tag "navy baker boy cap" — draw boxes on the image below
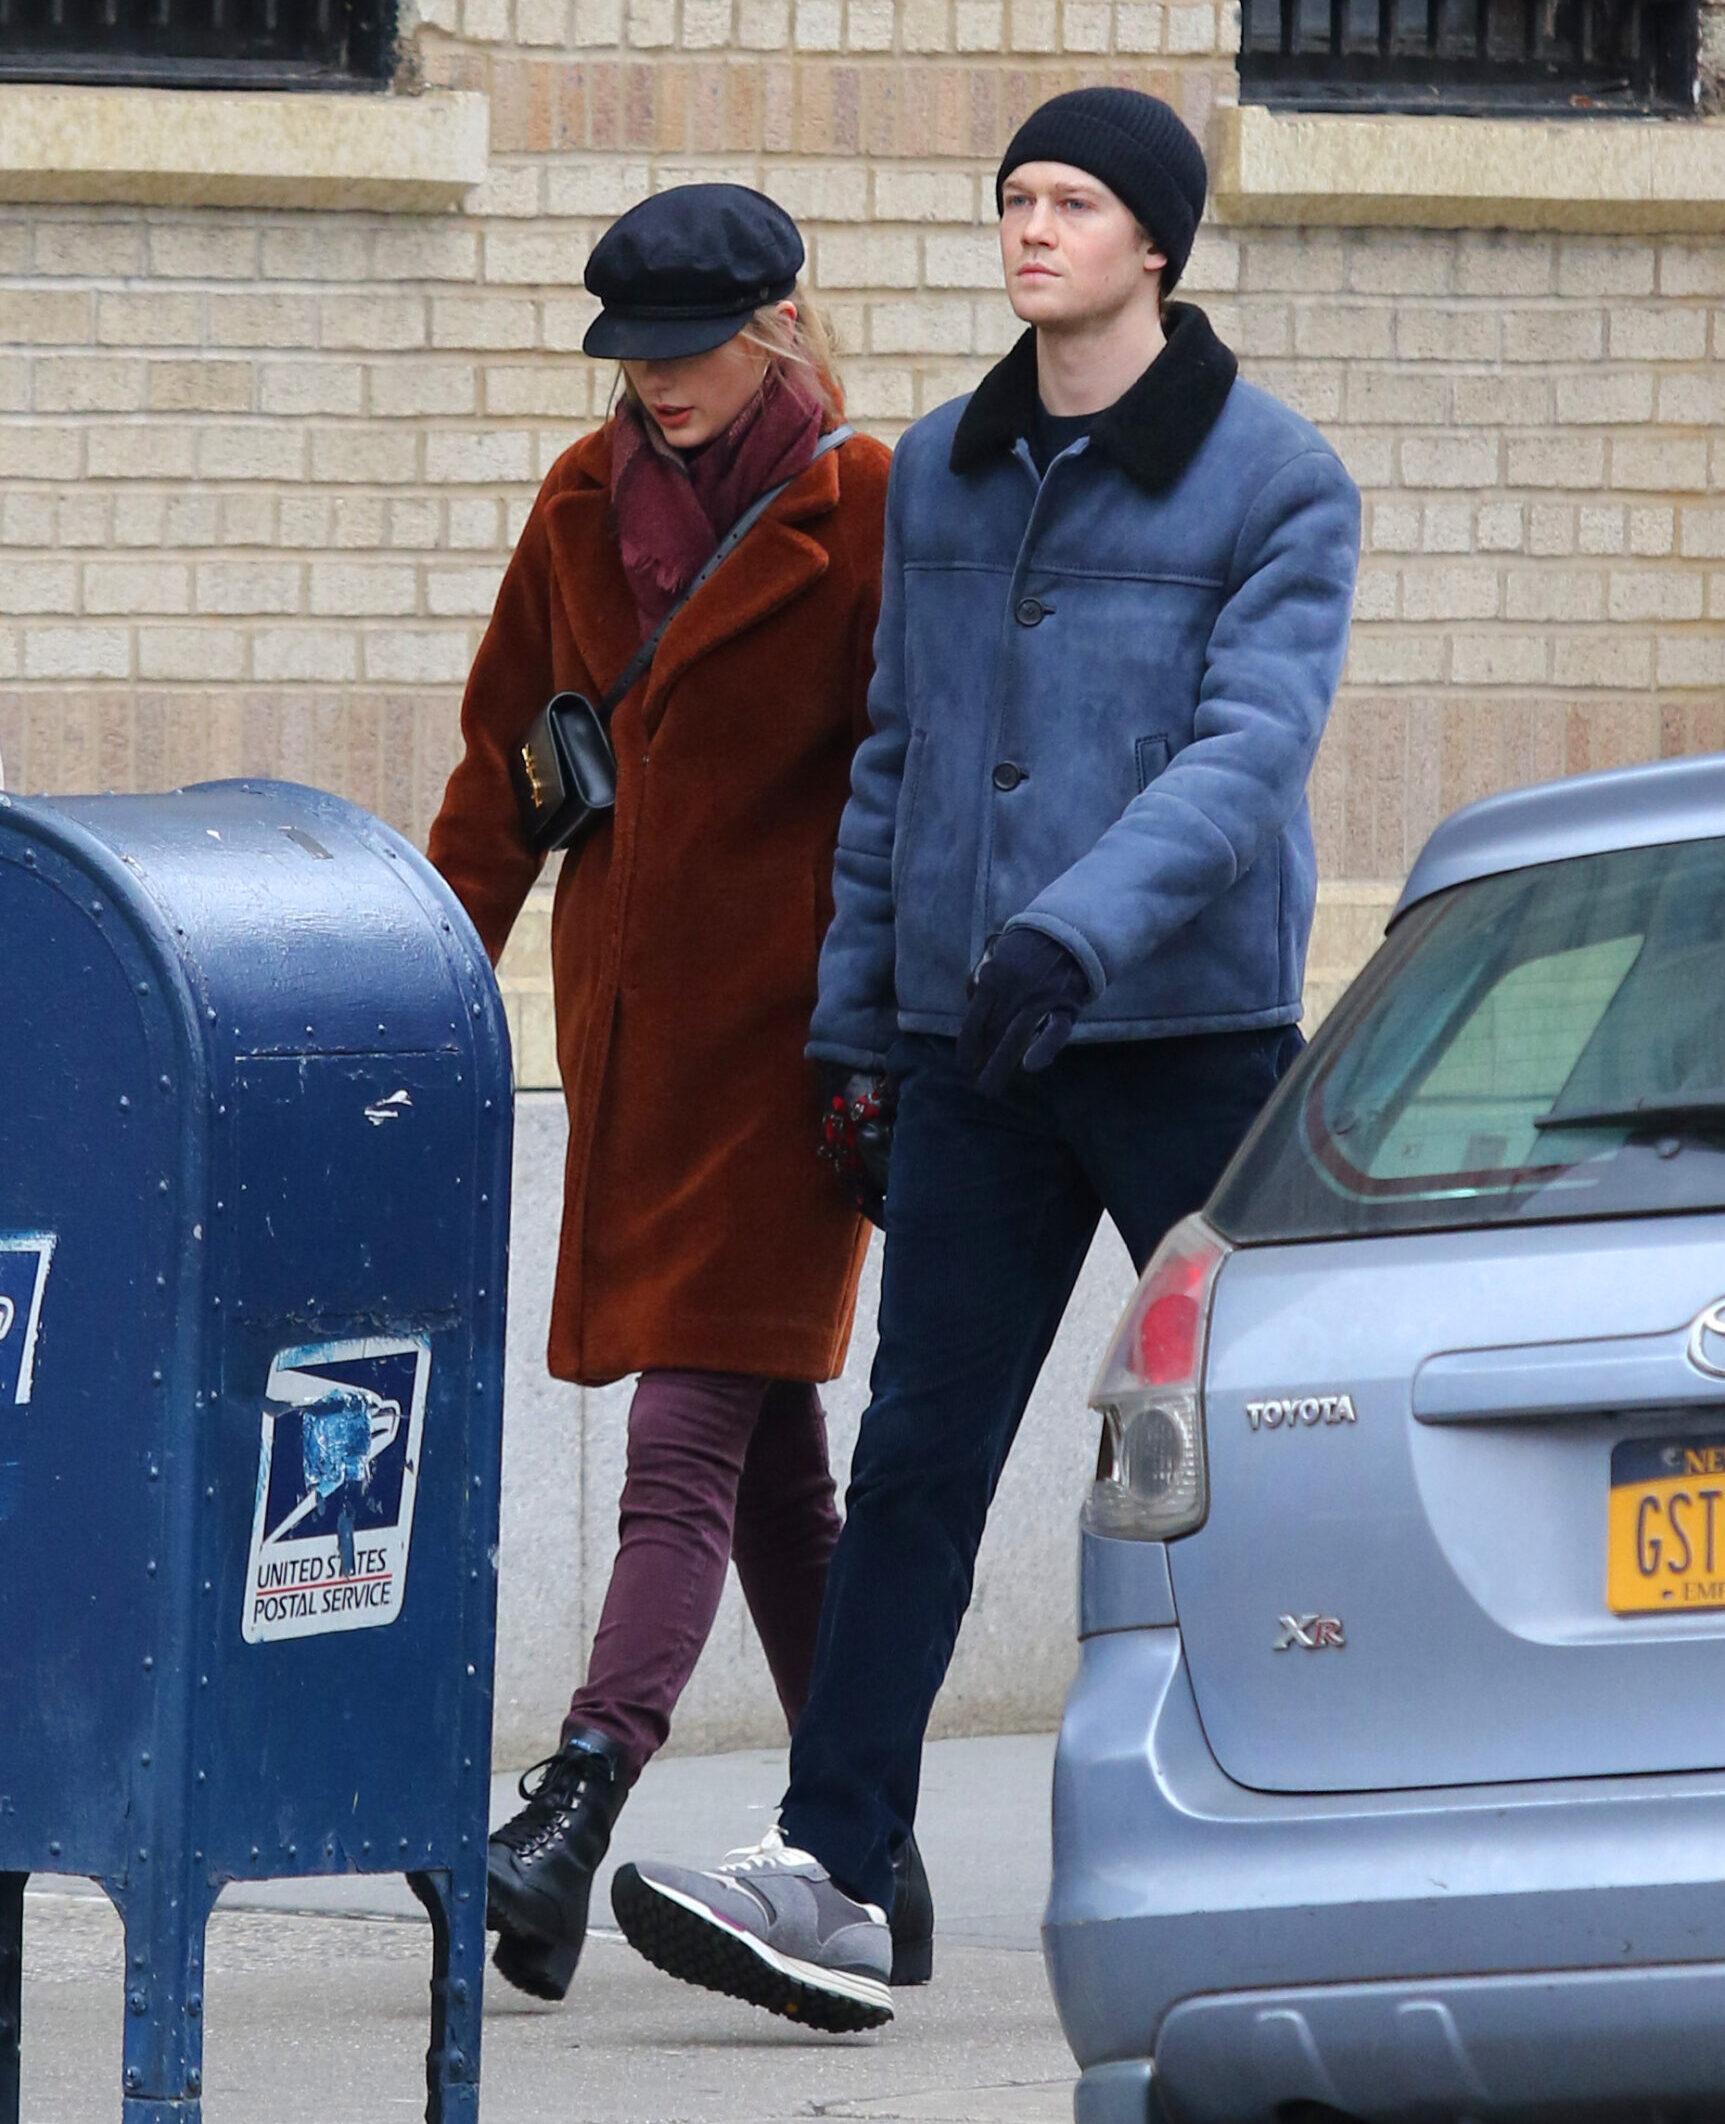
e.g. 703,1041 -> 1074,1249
582,183 -> 804,361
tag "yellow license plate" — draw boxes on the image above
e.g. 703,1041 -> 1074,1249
1608,1436 -> 1725,1614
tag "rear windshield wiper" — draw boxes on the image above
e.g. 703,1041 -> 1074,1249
1534,1093 -> 1725,1133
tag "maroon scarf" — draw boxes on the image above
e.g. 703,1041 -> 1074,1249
610,365 -> 826,635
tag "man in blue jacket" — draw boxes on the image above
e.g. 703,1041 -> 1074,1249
612,87 -> 1361,2030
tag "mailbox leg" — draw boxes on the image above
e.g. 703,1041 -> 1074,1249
0,1872 -> 23,2124
110,1878 -> 211,2123
407,1868 -> 483,2123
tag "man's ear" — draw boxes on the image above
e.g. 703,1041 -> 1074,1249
1143,247 -> 1168,277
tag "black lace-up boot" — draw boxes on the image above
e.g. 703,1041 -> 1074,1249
486,1725 -> 628,2001
889,1833 -> 934,1986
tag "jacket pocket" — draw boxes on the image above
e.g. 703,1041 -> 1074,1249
892,729 -> 929,901
1135,735 -> 1171,791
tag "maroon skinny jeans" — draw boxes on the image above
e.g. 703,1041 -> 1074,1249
564,1368 -> 842,1780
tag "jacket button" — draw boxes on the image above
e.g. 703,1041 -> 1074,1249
992,762 -> 1026,791
1015,596 -> 1048,627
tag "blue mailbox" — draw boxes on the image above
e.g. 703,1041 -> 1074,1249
0,780 -> 511,2122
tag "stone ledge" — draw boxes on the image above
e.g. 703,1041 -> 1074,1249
0,84 -> 488,211
1212,105 -> 1725,232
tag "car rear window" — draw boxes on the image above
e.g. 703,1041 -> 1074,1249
1210,836 -> 1725,1243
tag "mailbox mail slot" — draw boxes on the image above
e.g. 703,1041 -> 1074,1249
0,779 -> 511,2123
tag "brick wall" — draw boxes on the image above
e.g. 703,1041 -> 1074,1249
2,2 -> 1722,1053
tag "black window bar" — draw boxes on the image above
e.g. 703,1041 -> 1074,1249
0,0 -> 399,90
1239,0 -> 1698,113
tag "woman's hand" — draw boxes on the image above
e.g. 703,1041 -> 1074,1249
817,1065 -> 896,1228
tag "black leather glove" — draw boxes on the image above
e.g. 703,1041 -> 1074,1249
817,1064 -> 896,1228
956,929 -> 1091,1101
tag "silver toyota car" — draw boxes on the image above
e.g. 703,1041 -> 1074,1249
1045,752 -> 1725,2124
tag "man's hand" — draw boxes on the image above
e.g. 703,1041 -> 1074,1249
817,1065 -> 896,1228
957,929 -> 1091,1100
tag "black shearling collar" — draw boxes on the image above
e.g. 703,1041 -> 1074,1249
949,301 -> 1238,494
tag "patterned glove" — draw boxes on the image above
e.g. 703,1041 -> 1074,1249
817,1065 -> 896,1229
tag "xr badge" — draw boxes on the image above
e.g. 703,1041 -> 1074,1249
1275,1613 -> 1346,1651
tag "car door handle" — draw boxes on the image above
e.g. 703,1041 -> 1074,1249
1413,1329 -> 1725,1424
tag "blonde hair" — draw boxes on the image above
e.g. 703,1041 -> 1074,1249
612,280 -> 845,422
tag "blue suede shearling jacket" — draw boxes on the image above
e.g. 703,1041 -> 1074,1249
808,303 -> 1361,1071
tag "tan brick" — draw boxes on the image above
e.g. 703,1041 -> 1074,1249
1609,435 -> 1709,491
955,0 -> 1005,44
1395,309 -> 1500,362
873,170 -> 975,222
1627,506 -> 1675,557
1420,502 -> 1472,554
1294,303 -> 1393,360
432,296 -> 539,349
34,356 -> 147,413
1115,1 -> 1164,46
573,0 -> 624,34
1400,433 -> 1498,488
545,161 -> 654,217
363,630 -> 474,683
465,0 -> 510,33
766,162 -> 870,221
327,497 -> 393,549
472,166 -> 545,219
483,364 -> 591,416
260,226 -> 371,280
24,627 -> 130,679
1505,434 -> 1605,489
197,426 -> 306,482
1368,501 -> 1420,553
1477,502 -> 1525,551
1526,504 -> 1576,555
685,0 -> 738,43
0,357 -> 24,414
1346,230 -> 1454,297
373,224 -> 483,281
96,290 -> 201,344
4,289 -> 94,344
1330,428 -> 1394,488
1450,634 -> 1548,686
424,431 -> 536,484
1252,362 -> 1343,423
149,224 -> 257,279
1577,505 -> 1627,554
1608,569 -> 1703,622
1659,241 -> 1725,297
737,0 -> 791,41
870,295 -> 974,354
86,425 -> 197,480
1454,232 -> 1554,297
519,0 -> 573,38
1501,308 -> 1602,363
369,361 -> 480,417
116,493 -> 181,546
205,292 -> 316,346
1345,632 -> 1445,685
197,561 -> 301,615
819,229 -> 920,288
843,365 -> 915,419
900,0 -> 952,41
1449,373 -> 1548,427
0,563 -> 78,615
222,494 -> 278,546
84,562 -> 192,615
1655,637 -> 1725,688
148,360 -> 254,413
1608,306 -> 1709,361
484,226 -> 589,285
1553,371 -> 1655,424
310,563 -> 419,617
427,565 -> 507,615
1557,237 -> 1655,300
0,495 -> 56,544
1181,231 -> 1240,294
34,223 -> 145,277
139,628 -> 248,682
1504,568 -> 1604,622
1351,567 -> 1398,620
1680,506 -> 1725,558
1165,3 -> 1217,51
322,295 -> 428,350
260,361 -> 366,416
389,499 -> 445,549
308,429 -> 419,483
1550,634 -> 1653,688
449,498 -> 505,547
839,0 -> 890,41
56,493 -> 110,545
253,629 -> 361,683
1400,563 -> 1500,621
1657,371 -> 1725,425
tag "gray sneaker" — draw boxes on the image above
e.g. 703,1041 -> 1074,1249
611,1826 -> 894,2033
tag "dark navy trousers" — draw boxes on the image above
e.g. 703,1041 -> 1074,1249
778,1026 -> 1300,1907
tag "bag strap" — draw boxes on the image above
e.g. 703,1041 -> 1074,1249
597,423 -> 855,719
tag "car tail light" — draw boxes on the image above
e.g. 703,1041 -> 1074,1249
1084,1215 -> 1231,1543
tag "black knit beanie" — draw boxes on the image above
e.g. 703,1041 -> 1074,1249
995,87 -> 1208,291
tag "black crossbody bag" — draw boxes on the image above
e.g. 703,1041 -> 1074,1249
513,425 -> 854,855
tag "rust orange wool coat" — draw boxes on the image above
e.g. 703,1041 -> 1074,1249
428,418 -> 891,1388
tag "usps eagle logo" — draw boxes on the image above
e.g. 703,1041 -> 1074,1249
243,1336 -> 430,1644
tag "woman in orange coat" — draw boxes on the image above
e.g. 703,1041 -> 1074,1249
427,185 -> 926,2004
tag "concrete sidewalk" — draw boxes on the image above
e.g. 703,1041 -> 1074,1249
19,1732 -> 1074,2123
